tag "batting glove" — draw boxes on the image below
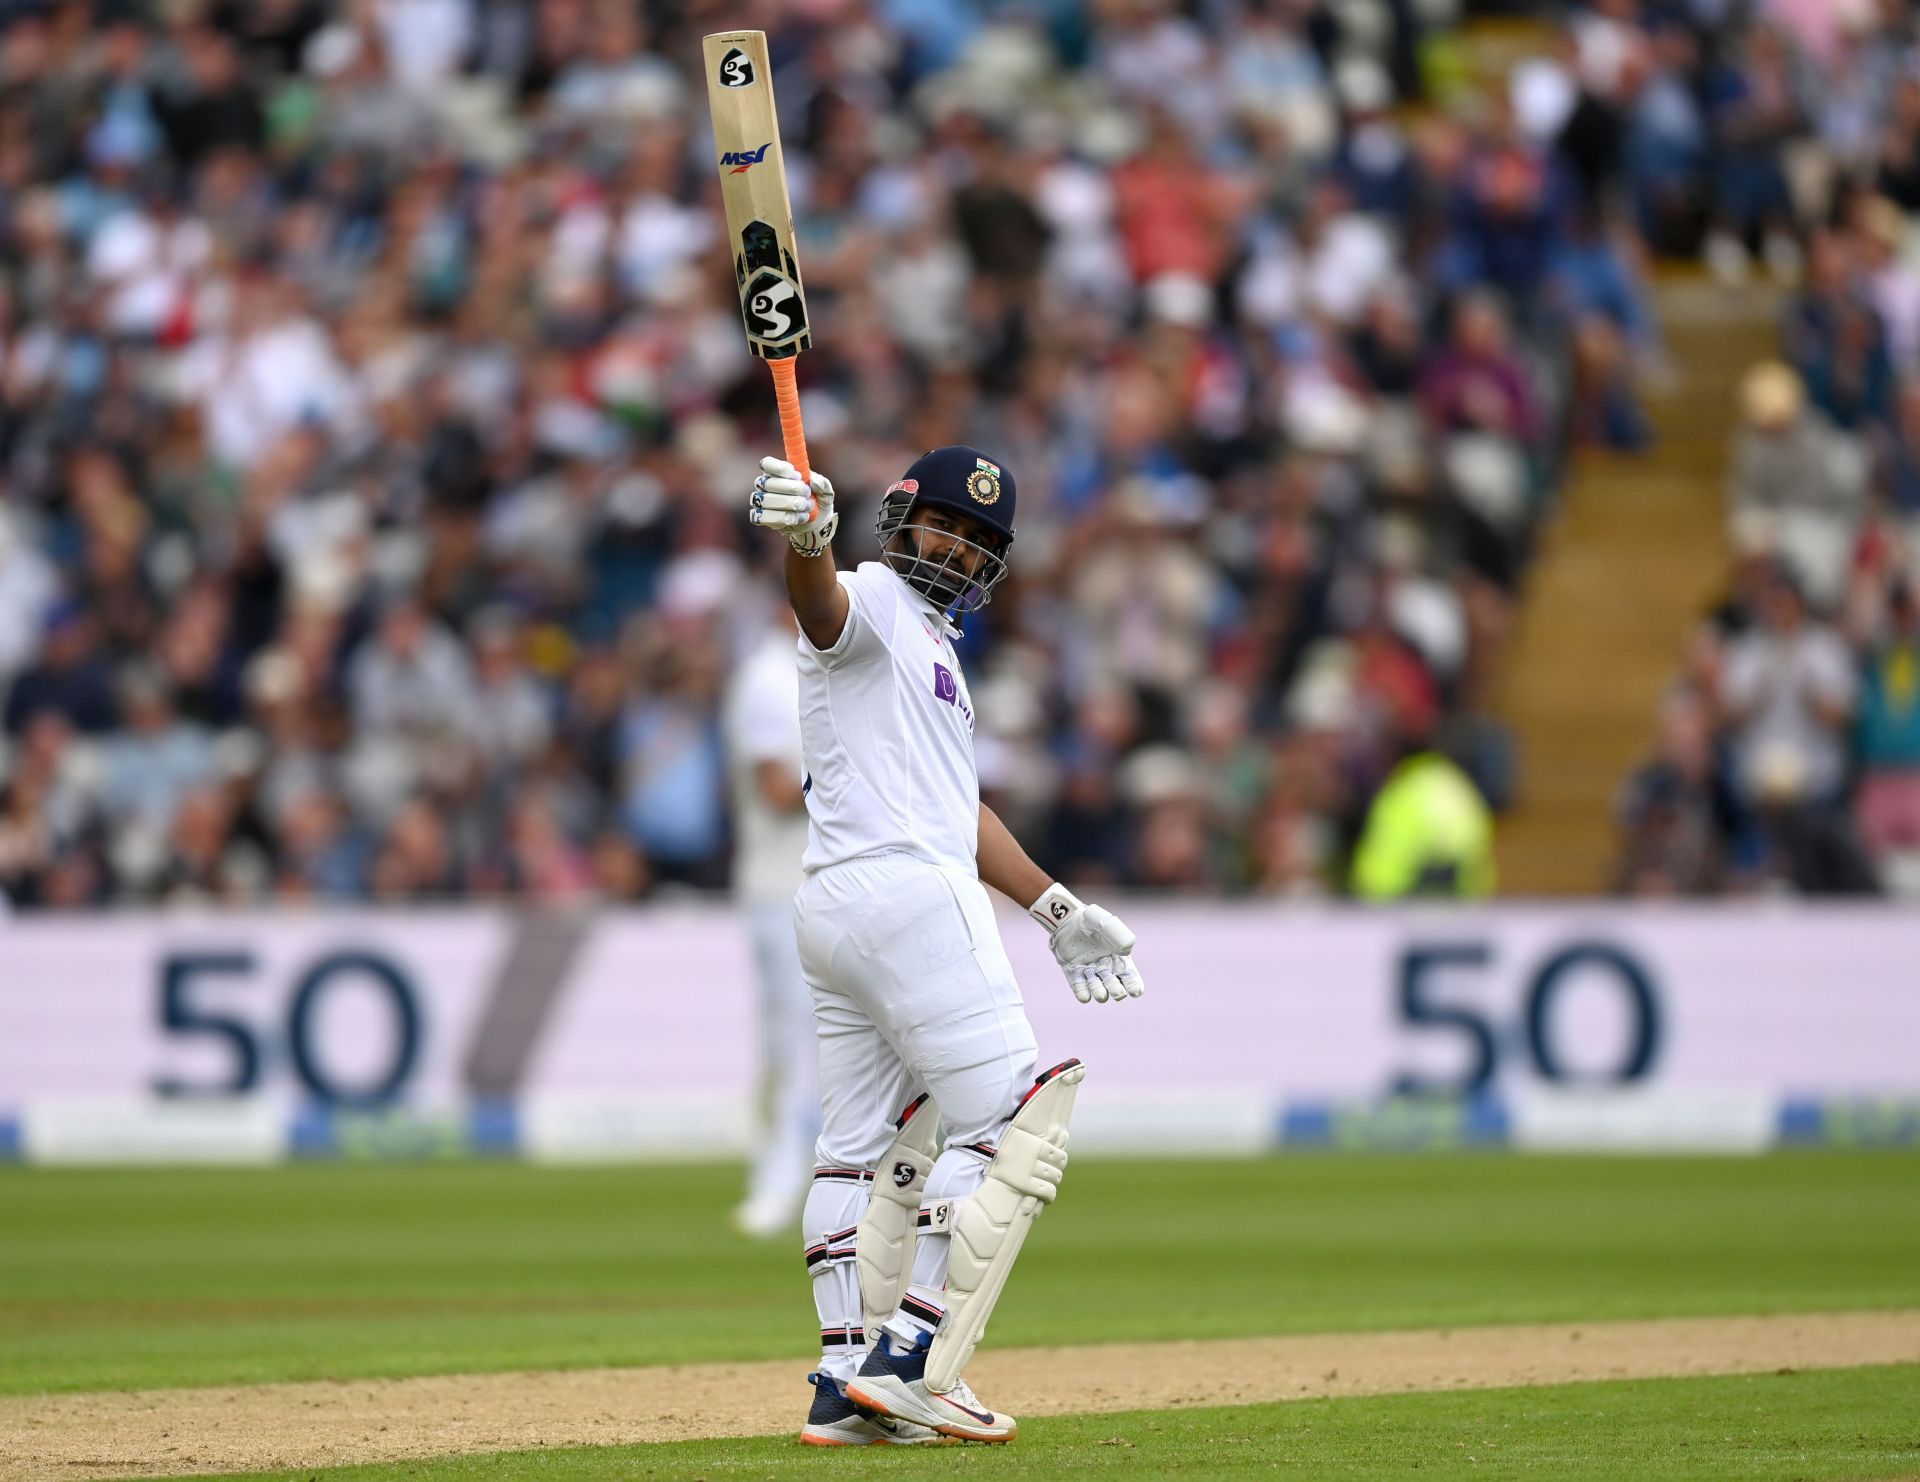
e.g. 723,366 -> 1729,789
750,456 -> 838,558
1029,883 -> 1146,1005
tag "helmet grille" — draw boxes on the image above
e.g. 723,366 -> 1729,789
874,488 -> 1010,614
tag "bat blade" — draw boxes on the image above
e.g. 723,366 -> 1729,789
703,30 -> 810,361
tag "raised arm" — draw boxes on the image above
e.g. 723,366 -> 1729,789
784,542 -> 849,652
751,456 -> 849,650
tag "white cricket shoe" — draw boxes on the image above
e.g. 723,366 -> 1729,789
799,1372 -> 943,1447
844,1331 -> 1017,1444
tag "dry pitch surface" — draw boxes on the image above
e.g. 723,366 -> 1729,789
3,1311 -> 1916,1481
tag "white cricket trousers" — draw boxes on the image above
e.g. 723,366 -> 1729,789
792,850 -> 1040,1378
742,902 -> 818,1220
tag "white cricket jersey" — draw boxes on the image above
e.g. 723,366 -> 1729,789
723,629 -> 811,904
797,562 -> 979,877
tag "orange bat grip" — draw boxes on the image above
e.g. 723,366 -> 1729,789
768,357 -> 810,489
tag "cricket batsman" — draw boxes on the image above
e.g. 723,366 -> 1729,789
748,445 -> 1146,1445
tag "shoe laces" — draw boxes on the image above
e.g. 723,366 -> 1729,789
942,1376 -> 989,1412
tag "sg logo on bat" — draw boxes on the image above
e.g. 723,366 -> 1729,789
734,219 -> 809,356
742,269 -> 806,349
717,46 -> 754,87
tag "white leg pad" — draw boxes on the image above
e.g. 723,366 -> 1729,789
925,1059 -> 1083,1395
855,1093 -> 941,1347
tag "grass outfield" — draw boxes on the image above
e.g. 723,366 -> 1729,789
134,1366 -> 1920,1481
3,1153 -> 1918,1396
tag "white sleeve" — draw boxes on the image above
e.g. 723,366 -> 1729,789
802,566 -> 891,669
732,654 -> 802,768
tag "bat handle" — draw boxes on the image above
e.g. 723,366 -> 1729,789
769,356 -> 811,492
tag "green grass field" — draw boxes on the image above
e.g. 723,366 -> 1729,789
3,1154 -> 1916,1479
150,1366 -> 1920,1482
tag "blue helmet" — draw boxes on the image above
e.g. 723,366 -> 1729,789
874,445 -> 1017,614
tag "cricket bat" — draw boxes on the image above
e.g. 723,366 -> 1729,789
703,30 -> 812,484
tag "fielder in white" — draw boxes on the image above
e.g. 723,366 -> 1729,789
722,606 -> 817,1238
748,444 -> 1145,1446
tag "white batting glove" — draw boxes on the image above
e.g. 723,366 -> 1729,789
749,456 -> 838,557
1029,883 -> 1146,1005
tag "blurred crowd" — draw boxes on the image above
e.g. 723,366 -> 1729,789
0,0 -> 1686,908
1609,4 -> 1920,898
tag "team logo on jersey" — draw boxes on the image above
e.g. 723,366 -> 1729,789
717,47 -> 754,87
966,468 -> 1000,505
721,141 -> 773,173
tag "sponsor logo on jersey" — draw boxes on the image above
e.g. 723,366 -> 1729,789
932,662 -> 974,732
721,142 -> 773,173
717,47 -> 754,88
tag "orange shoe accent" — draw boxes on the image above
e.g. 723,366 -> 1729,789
842,1381 -> 885,1415
934,1420 -> 1016,1444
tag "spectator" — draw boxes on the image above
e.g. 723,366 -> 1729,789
1853,579 -> 1920,871
467,606 -> 552,776
1727,361 -> 1867,611
0,508 -> 57,691
1441,95 -> 1564,303
618,625 -> 726,889
347,596 -> 477,744
1622,18 -> 1709,256
157,26 -> 264,170
1350,743 -> 1496,901
1781,227 -> 1895,431
1422,290 -> 1541,445
6,603 -> 117,736
0,0 -> 1695,908
275,788 -> 371,900
1877,375 -> 1920,524
97,664 -> 215,839
1719,564 -> 1855,811
1614,686 -> 1732,896
1551,208 -> 1657,448
1702,23 -> 1811,286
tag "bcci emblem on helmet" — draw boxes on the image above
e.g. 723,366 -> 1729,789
966,463 -> 1001,505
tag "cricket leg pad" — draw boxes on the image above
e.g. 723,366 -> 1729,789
924,1059 -> 1083,1394
855,1093 -> 940,1347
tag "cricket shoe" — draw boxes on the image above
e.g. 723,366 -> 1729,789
799,1372 -> 943,1446
729,1191 -> 798,1240
845,1329 -> 1017,1443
